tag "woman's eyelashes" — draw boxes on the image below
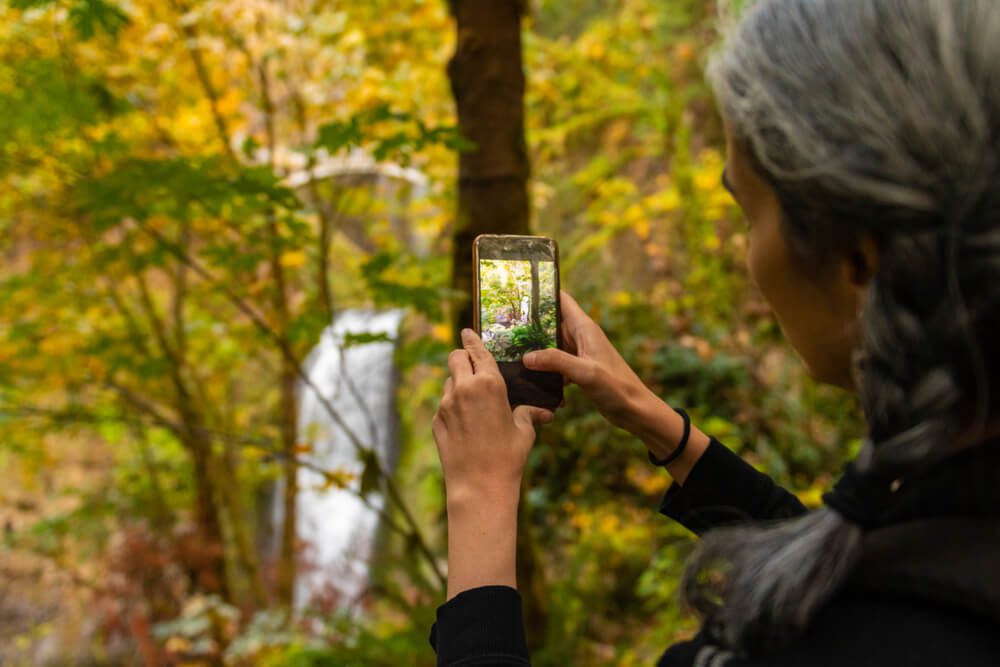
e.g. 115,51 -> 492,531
721,167 -> 736,199
721,167 -> 750,227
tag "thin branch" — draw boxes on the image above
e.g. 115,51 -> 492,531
291,90 -> 336,324
6,397 -> 441,593
101,275 -> 157,360
336,343 -> 380,448
1,400 -> 272,460
169,0 -> 237,161
131,262 -> 179,368
172,220 -> 190,358
285,454 -> 440,595
105,379 -> 184,439
125,414 -> 173,530
130,220 -> 446,587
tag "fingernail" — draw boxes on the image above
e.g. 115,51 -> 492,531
542,411 -> 554,423
461,328 -> 475,341
523,352 -> 536,366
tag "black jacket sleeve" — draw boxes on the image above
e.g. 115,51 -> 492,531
429,585 -> 530,666
659,436 -> 806,535
429,437 -> 806,665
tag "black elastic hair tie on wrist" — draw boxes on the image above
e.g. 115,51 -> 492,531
648,407 -> 691,467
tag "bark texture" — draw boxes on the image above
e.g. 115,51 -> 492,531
447,0 -> 531,337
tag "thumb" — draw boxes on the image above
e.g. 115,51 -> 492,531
512,404 -> 554,432
523,348 -> 593,386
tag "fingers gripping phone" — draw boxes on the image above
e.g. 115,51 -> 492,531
473,234 -> 563,410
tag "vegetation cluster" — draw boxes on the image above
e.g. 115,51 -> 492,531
0,0 -> 861,664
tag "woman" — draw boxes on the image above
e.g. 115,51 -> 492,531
430,0 -> 1000,664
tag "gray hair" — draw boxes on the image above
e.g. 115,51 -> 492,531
683,0 -> 1000,655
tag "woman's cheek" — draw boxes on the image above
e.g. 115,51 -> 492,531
745,222 -> 801,344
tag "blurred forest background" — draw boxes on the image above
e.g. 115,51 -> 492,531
0,0 -> 864,665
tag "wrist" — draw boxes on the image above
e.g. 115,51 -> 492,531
445,487 -> 520,600
445,479 -> 521,517
629,390 -> 678,453
632,396 -> 710,485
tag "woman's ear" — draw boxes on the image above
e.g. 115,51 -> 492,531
847,233 -> 880,287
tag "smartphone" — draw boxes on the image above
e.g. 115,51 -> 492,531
473,234 -> 563,410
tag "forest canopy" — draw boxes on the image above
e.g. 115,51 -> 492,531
0,0 -> 861,665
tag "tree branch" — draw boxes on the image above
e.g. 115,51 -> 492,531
129,219 -> 446,588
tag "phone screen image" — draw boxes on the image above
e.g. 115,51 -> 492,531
474,235 -> 563,410
478,258 -> 558,362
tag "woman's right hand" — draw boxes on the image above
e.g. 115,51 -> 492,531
523,290 -> 655,432
525,290 -> 711,484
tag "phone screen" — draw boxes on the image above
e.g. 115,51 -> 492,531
475,235 -> 563,409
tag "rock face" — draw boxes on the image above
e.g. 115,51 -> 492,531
282,308 -> 405,613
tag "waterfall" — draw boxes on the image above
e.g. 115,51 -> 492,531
282,308 -> 405,612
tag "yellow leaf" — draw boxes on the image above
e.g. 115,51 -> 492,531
646,188 -> 681,213
320,470 -> 357,491
432,323 -> 452,342
341,28 -> 365,50
623,203 -> 644,223
570,512 -> 593,530
39,336 -> 72,356
165,637 -> 191,653
693,169 -> 718,193
585,39 -> 605,60
675,41 -> 696,63
796,485 -> 825,508
599,513 -> 620,533
612,291 -> 632,307
215,88 -> 243,116
602,119 -> 631,148
279,250 -> 308,268
635,217 -> 650,240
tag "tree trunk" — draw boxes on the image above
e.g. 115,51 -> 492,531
447,0 -> 547,649
184,425 -> 230,600
219,434 -> 268,609
276,358 -> 299,606
257,46 -> 300,607
265,219 -> 299,607
168,366 -> 229,601
447,0 -> 531,338
530,258 -> 540,328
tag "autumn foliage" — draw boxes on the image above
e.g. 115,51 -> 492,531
0,1 -> 861,665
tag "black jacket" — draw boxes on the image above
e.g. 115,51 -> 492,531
429,436 -> 1000,666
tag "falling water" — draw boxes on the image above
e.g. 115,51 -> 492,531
283,308 -> 405,612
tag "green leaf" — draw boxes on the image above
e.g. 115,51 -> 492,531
9,0 -> 56,9
358,449 -> 380,498
360,250 -> 457,319
69,0 -> 130,39
396,335 -> 451,370
241,135 -> 261,160
315,104 -> 473,160
342,332 -> 394,348
72,158 -> 300,229
422,125 -> 477,153
0,58 -> 128,161
316,118 -> 364,155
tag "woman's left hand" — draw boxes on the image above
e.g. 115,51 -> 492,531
432,329 -> 554,510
